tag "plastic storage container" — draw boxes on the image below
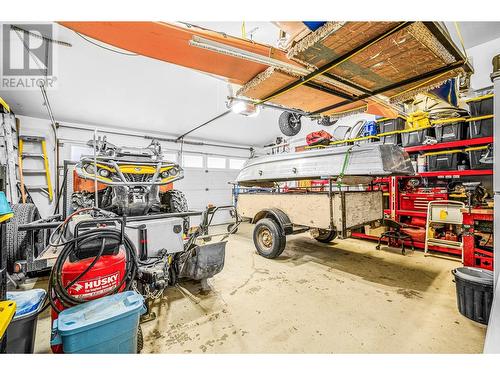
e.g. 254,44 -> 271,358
377,116 -> 405,145
468,115 -> 493,138
6,289 -> 46,353
452,267 -> 493,324
466,145 -> 493,170
434,119 -> 466,142
426,150 -> 468,171
466,94 -> 494,117
51,290 -> 145,354
401,128 -> 431,147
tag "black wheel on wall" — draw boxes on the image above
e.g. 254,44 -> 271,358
252,218 -> 286,259
279,111 -> 302,136
161,189 -> 189,233
312,229 -> 337,243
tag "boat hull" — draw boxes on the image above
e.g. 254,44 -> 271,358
236,143 -> 414,186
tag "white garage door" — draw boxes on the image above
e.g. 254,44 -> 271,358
173,153 -> 246,225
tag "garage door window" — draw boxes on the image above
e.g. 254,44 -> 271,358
162,152 -> 178,163
182,154 -> 204,168
70,145 -> 94,161
207,156 -> 226,169
229,158 -> 245,169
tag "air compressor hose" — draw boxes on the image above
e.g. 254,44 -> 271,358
48,227 -> 139,313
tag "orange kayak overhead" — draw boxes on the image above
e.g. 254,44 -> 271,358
58,21 -> 290,85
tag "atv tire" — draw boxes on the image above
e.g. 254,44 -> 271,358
162,189 -> 189,233
137,325 -> 144,353
5,203 -> 41,272
279,111 -> 302,136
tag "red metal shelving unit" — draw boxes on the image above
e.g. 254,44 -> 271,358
404,136 -> 493,153
417,170 -> 493,177
355,140 -> 494,264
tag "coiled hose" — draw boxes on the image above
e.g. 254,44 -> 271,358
48,227 -> 139,313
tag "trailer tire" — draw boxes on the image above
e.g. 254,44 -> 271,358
253,218 -> 286,259
313,229 -> 337,243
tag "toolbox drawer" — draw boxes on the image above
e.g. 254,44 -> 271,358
400,193 -> 448,212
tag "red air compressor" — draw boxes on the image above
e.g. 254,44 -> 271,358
48,212 -> 137,353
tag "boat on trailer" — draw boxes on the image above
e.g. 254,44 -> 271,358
236,143 -> 414,186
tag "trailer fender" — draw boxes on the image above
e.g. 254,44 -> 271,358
252,208 -> 293,235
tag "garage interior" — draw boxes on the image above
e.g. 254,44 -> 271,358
1,19 -> 500,356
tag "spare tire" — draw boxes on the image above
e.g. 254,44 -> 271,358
279,111 -> 302,136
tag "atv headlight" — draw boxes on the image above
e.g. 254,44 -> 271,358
84,164 -> 95,174
169,167 -> 178,176
99,169 -> 110,178
161,170 -> 170,178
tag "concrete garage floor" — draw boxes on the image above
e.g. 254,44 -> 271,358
31,223 -> 486,353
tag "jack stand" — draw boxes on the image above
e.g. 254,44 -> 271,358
140,298 -> 157,323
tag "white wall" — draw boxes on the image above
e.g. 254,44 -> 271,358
16,115 -> 251,218
467,37 -> 500,90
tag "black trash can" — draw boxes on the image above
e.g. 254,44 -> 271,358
6,289 -> 46,353
452,267 -> 494,324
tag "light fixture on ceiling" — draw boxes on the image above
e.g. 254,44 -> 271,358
229,99 -> 261,117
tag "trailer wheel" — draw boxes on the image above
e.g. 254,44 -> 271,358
313,229 -> 337,243
279,111 -> 302,136
253,218 -> 286,259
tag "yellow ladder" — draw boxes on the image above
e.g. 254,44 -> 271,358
18,136 -> 53,202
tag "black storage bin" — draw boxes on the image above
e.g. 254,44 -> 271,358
468,115 -> 493,138
466,145 -> 493,170
466,94 -> 494,117
6,289 -> 46,353
6,311 -> 40,353
426,150 -> 467,171
401,128 -> 432,147
452,267 -> 493,324
377,117 -> 405,145
434,120 -> 466,143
